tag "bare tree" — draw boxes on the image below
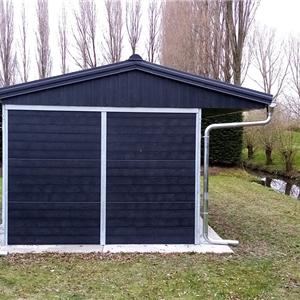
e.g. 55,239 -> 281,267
243,112 -> 259,159
146,0 -> 161,63
18,2 -> 29,82
225,0 -> 259,85
161,0 -> 240,81
244,126 -> 257,159
161,1 -> 198,73
36,0 -> 52,79
206,1 -> 225,80
252,26 -> 288,100
103,0 -> 123,63
0,0 -> 16,86
72,0 -> 98,69
85,0 -> 97,67
256,108 -> 279,165
58,3 -> 68,74
126,0 -> 142,55
277,122 -> 297,173
286,36 -> 300,117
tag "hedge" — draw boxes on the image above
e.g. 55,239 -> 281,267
202,109 -> 243,166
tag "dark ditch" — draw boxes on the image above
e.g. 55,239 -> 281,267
247,170 -> 300,200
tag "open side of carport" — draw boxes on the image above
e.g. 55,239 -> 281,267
0,55 -> 273,254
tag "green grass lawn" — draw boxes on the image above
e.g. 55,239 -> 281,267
243,131 -> 300,175
0,170 -> 299,299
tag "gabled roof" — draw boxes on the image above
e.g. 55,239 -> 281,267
0,54 -> 272,107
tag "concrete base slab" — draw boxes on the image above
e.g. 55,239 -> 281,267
104,243 -> 232,254
0,223 -> 233,254
0,243 -> 232,255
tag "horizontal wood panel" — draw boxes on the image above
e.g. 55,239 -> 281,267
9,141 -> 101,152
107,184 -> 194,194
9,150 -> 101,159
8,110 -> 101,245
10,132 -> 101,143
9,159 -> 101,196
8,203 -> 100,245
107,163 -> 194,177
9,158 -> 101,168
9,192 -> 100,203
107,233 -> 194,244
107,202 -> 194,218
8,110 -> 101,159
9,124 -> 101,134
9,236 -> 100,245
107,151 -> 194,161
107,113 -> 195,161
9,110 -> 101,125
9,176 -> 100,187
9,160 -> 100,177
107,192 -> 194,203
106,112 -> 195,244
108,134 -> 195,143
107,176 -> 194,186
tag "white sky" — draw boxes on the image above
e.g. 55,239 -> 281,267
256,0 -> 300,37
11,0 -> 300,91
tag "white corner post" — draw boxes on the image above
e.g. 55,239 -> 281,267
100,111 -> 107,245
2,105 -> 8,246
194,109 -> 202,244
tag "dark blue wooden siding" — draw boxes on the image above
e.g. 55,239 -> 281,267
106,113 -> 195,244
3,70 -> 263,109
8,110 -> 101,245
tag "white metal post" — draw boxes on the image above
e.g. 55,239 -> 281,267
194,109 -> 202,244
100,112 -> 107,245
2,105 -> 8,245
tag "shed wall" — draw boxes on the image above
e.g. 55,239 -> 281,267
8,110 -> 101,244
3,70 -> 264,109
106,113 -> 195,244
6,109 -> 197,245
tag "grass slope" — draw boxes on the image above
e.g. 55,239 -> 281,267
243,131 -> 300,175
0,170 -> 299,299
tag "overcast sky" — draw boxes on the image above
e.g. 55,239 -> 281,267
256,0 -> 300,36
11,0 -> 300,91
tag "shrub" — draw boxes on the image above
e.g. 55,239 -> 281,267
202,109 -> 243,165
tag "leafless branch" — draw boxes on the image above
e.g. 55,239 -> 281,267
18,1 -> 29,82
285,36 -> 300,117
72,0 -> 98,69
36,0 -> 52,79
126,0 -> 142,55
146,0 -> 161,63
225,0 -> 260,85
58,3 -> 68,74
103,0 -> 123,63
251,26 -> 289,100
0,0 -> 16,86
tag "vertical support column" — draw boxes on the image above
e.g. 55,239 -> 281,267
100,111 -> 107,245
194,109 -> 202,244
2,105 -> 8,245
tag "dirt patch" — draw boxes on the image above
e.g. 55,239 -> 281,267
207,166 -> 241,176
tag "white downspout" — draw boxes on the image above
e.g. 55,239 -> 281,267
202,103 -> 276,246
